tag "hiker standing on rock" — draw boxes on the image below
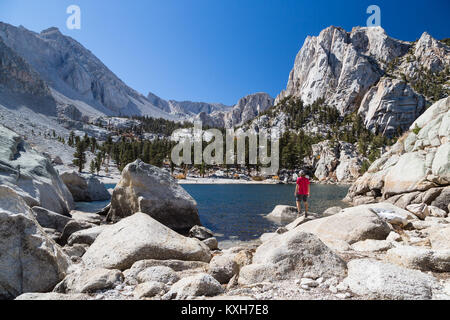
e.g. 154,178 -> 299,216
295,170 -> 310,218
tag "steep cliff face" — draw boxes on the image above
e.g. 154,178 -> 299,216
358,78 -> 426,136
0,36 -> 58,116
0,23 -> 174,119
194,93 -> 274,128
276,26 -> 449,136
305,140 -> 366,183
276,26 -> 410,113
0,38 -> 49,97
224,93 -> 274,128
345,97 -> 450,212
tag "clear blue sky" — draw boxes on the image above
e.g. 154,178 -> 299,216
1,0 -> 449,105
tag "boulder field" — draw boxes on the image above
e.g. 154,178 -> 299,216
1,124 -> 449,300
10,195 -> 449,300
6,186 -> 450,300
345,97 -> 450,213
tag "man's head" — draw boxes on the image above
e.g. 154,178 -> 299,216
299,170 -> 305,177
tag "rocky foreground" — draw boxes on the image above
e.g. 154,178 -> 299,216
0,121 -> 449,300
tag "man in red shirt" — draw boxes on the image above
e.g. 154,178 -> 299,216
295,170 -> 310,218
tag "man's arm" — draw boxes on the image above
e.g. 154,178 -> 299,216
307,183 -> 310,196
295,184 -> 298,196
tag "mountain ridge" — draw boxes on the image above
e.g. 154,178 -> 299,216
273,25 -> 449,136
0,22 -> 175,120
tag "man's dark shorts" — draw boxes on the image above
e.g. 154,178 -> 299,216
296,194 -> 308,202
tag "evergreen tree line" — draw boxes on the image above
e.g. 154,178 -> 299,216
113,116 -> 193,136
70,133 -> 176,174
107,136 -> 175,171
258,97 -> 396,173
66,96 -> 400,176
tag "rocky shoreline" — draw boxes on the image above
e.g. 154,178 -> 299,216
1,154 -> 449,300
1,97 -> 449,301
96,173 -> 354,187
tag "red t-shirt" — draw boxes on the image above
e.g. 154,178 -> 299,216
296,177 -> 310,195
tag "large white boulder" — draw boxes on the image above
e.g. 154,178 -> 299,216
107,160 -> 201,233
294,205 -> 392,245
164,273 -> 224,300
344,259 -> 439,300
238,231 -> 346,285
323,206 -> 343,216
265,205 -> 298,221
0,186 -> 71,299
54,268 -> 123,294
0,125 -> 74,215
82,213 -> 211,270
412,95 -> 450,129
383,152 -> 428,195
386,245 -> 450,272
432,143 -> 450,182
60,171 -> 111,202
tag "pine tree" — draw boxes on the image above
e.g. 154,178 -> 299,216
95,152 -> 102,174
73,140 -> 87,173
89,160 -> 96,174
68,131 -> 75,147
90,137 -> 97,153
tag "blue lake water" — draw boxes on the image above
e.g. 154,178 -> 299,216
74,184 -> 116,213
75,183 -> 349,242
183,184 -> 349,242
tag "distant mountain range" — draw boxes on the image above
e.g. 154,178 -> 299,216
146,92 -> 232,118
193,92 -> 274,128
0,22 -> 273,123
0,23 -> 176,120
0,22 -> 448,137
